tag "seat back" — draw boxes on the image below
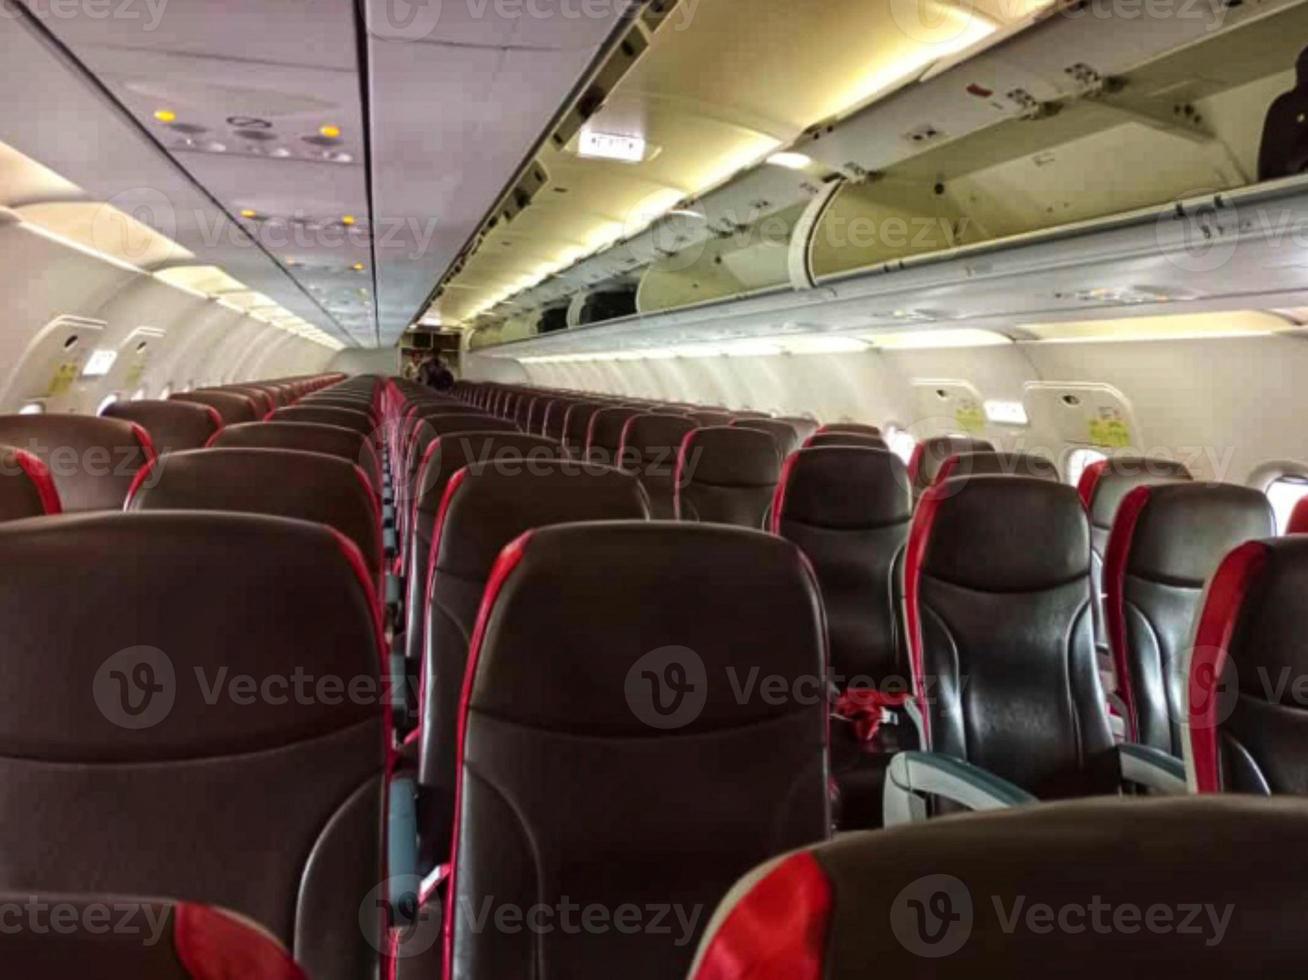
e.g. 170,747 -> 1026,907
0,894 -> 309,979
675,427 -> 780,528
907,436 -> 994,498
542,399 -> 577,442
1106,483 -> 1274,756
688,409 -> 734,428
1188,536 -> 1308,794
103,400 -> 223,455
734,418 -> 802,459
0,416 -> 154,512
402,432 -> 562,668
0,447 -> 61,521
587,406 -> 642,465
418,461 -> 649,866
401,414 -> 519,511
772,448 -> 911,684
271,405 -> 374,437
209,422 -> 382,491
691,796 -> 1308,978
127,448 -> 383,590
909,477 -> 1116,798
618,414 -> 697,519
934,450 -> 1060,484
170,391 -> 258,425
1080,456 -> 1193,640
445,523 -> 829,978
562,402 -> 605,456
0,513 -> 387,979
818,422 -> 881,437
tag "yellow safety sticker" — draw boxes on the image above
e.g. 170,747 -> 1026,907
1089,412 -> 1131,448
125,358 -> 148,387
46,361 -> 80,397
955,402 -> 985,434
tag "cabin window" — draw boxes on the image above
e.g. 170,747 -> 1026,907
96,394 -> 120,415
884,425 -> 917,465
1066,447 -> 1108,487
19,401 -> 44,415
1266,475 -> 1308,533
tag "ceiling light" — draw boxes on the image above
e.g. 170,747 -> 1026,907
867,328 -> 1011,349
780,335 -> 870,354
766,151 -> 814,171
983,400 -> 1029,426
80,348 -> 118,378
578,129 -> 648,164
153,109 -> 176,123
319,124 -> 342,139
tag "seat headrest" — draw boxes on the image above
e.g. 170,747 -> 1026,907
587,407 -> 641,454
773,448 -> 910,530
818,422 -> 882,437
0,446 -> 61,519
936,450 -> 1060,484
620,414 -> 696,465
0,512 -> 382,762
692,795 -> 1308,977
735,419 -> 802,458
678,426 -> 781,487
102,400 -> 223,454
914,476 -> 1089,591
271,405 -> 373,436
1080,456 -> 1192,528
910,436 -> 995,490
1290,495 -> 1308,534
208,422 -> 376,474
1113,483 -> 1274,585
126,448 -> 382,577
689,410 -> 735,428
170,391 -> 258,426
434,460 -> 648,576
804,432 -> 889,451
413,432 -> 562,515
0,415 -> 154,513
467,522 -> 825,735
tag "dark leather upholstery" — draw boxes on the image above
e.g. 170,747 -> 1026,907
209,422 -> 382,492
171,391 -> 259,425
418,461 -> 649,869
542,399 -> 577,442
271,405 -> 374,437
587,406 -> 642,466
818,423 -> 882,437
688,410 -> 734,427
0,894 -> 308,979
935,450 -> 1060,484
735,418 -> 802,459
401,414 -> 519,512
691,796 -> 1308,978
804,432 -> 889,451
402,432 -> 562,671
909,477 -> 1117,799
775,417 -> 819,444
215,386 -> 275,416
127,448 -> 384,589
0,415 -> 153,512
445,522 -> 829,978
103,400 -> 222,455
676,427 -> 781,528
1080,457 -> 1193,643
618,414 -> 697,519
908,435 -> 994,497
0,513 -> 386,979
772,447 -> 913,829
1188,536 -> 1308,794
0,446 -> 60,520
563,402 -> 605,456
1106,483 -> 1274,757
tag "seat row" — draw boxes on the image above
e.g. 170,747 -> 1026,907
2,373 -> 1307,976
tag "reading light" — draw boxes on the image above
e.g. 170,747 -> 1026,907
766,151 -> 814,171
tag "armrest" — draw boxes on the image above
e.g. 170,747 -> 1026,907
884,751 -> 1036,827
1118,742 -> 1187,795
388,775 -> 421,922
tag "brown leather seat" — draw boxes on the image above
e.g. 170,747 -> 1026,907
215,386 -> 276,416
934,450 -> 1060,484
271,405 -> 374,438
0,512 -> 388,979
208,422 -> 382,493
692,796 -> 1308,977
0,894 -> 309,978
804,431 -> 889,451
103,400 -> 223,455
688,409 -> 734,428
436,522 -> 829,977
587,407 -> 642,466
907,435 -> 995,498
733,418 -> 803,460
170,391 -> 259,426
675,426 -> 781,528
562,402 -> 606,457
817,422 -> 882,437
0,446 -> 61,520
126,448 -> 384,591
618,414 -> 697,519
0,416 -> 154,512
416,460 -> 649,869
